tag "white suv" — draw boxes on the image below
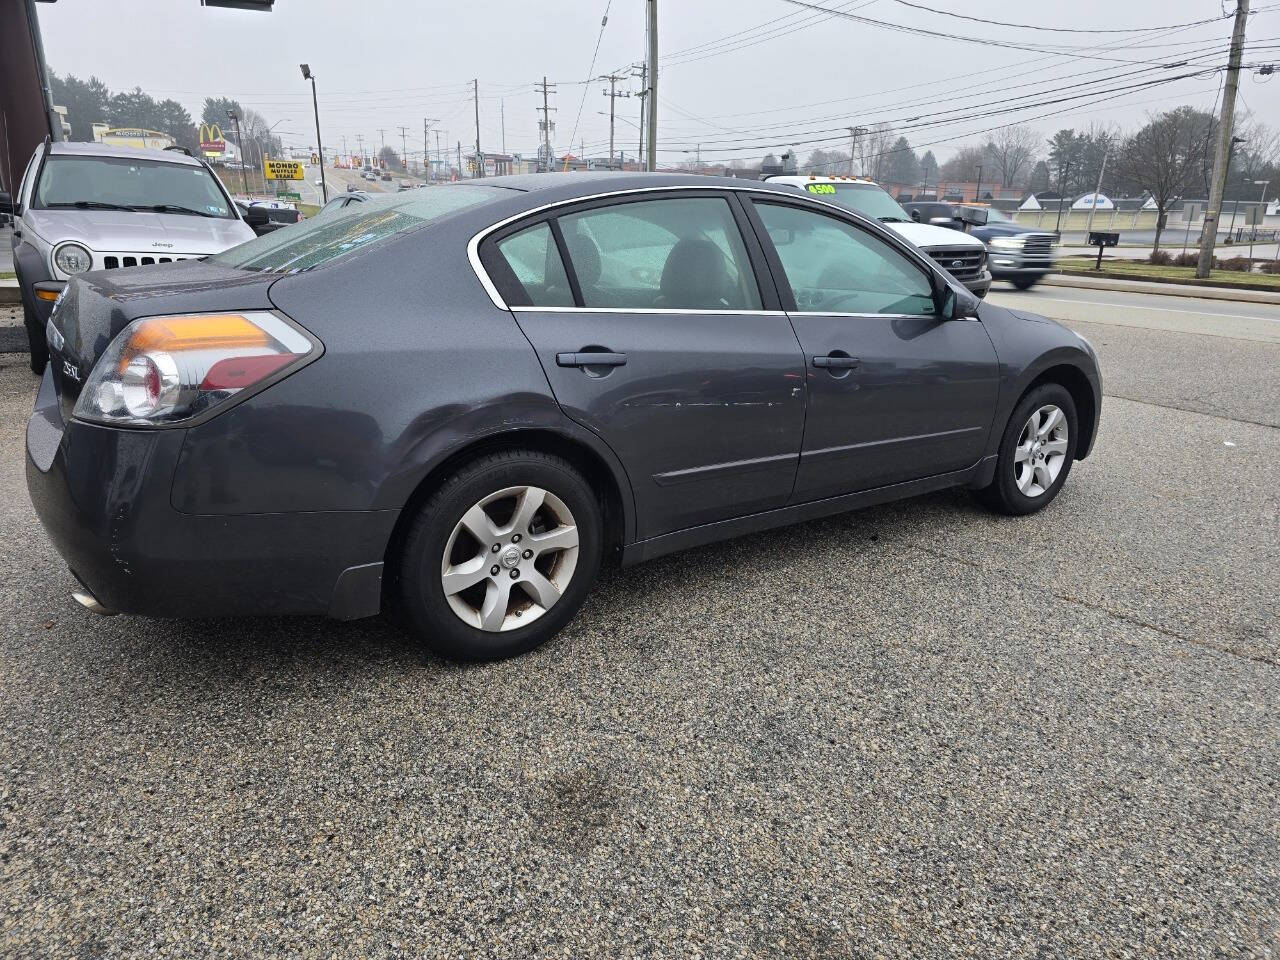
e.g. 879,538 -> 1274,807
763,175 -> 991,299
10,141 -> 255,372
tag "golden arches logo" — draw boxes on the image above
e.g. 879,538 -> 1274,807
198,123 -> 226,148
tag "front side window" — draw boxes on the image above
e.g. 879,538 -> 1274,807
35,155 -> 235,218
754,202 -> 936,316
557,197 -> 762,311
493,222 -> 574,307
213,185 -> 498,273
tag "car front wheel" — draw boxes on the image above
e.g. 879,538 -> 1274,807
977,383 -> 1078,515
397,449 -> 603,661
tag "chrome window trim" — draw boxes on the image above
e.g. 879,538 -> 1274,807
466,183 -> 889,311
511,305 -> 789,316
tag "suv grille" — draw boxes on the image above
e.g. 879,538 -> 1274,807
928,247 -> 986,281
96,252 -> 200,270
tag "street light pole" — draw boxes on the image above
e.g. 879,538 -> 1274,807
300,64 -> 327,203
974,164 -> 983,203
1250,179 -> 1270,265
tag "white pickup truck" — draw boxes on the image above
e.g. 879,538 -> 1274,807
763,175 -> 991,299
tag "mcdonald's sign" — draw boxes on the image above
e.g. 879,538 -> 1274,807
198,123 -> 226,155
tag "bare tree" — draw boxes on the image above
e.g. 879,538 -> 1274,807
983,126 -> 1039,187
856,123 -> 895,181
938,145 -> 986,182
1113,107 -> 1214,253
804,148 -> 850,173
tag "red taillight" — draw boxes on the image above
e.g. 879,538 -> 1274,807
201,354 -> 297,390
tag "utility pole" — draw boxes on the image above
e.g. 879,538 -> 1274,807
974,164 -> 983,202
1197,0 -> 1251,278
473,79 -> 483,177
457,140 -> 463,180
1084,138 -> 1110,237
435,130 -> 443,176
845,126 -> 866,176
341,135 -> 348,159
377,128 -> 386,167
601,73 -> 631,169
535,76 -> 557,172
227,110 -> 249,195
501,99 -> 507,157
355,134 -> 364,168
646,0 -> 658,172
633,62 -> 647,169
398,125 -> 410,171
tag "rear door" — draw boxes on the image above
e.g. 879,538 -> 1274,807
480,191 -> 806,541
745,196 -> 1000,501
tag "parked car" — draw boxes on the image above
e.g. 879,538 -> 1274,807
901,201 -> 1056,290
380,171 -> 393,182
9,141 -> 254,373
764,176 -> 991,298
27,173 -> 1100,661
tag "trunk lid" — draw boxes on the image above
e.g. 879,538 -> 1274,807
47,259 -> 279,421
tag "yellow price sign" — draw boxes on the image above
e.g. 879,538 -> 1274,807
806,183 -> 837,195
263,159 -> 305,181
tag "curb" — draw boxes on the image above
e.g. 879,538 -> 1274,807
0,282 -> 20,306
1043,272 -> 1280,305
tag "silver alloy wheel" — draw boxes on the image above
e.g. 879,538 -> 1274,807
440,485 -> 580,632
1014,403 -> 1069,498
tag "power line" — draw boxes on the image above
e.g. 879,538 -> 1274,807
564,1 -> 613,168
884,0 -> 1232,34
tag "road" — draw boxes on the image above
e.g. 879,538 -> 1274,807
1,285 -> 1277,957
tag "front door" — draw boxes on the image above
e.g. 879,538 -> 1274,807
748,198 -> 1000,502
483,193 -> 806,540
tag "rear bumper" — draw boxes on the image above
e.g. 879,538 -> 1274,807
25,368 -> 395,620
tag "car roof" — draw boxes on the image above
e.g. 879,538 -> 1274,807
470,171 -> 816,198
762,174 -> 880,186
48,141 -> 204,167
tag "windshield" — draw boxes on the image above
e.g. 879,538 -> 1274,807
800,182 -> 911,222
34,154 -> 235,218
213,185 -> 500,273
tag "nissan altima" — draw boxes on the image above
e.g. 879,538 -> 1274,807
27,173 -> 1101,660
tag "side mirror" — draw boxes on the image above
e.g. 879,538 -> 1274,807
909,209 -> 922,222
940,286 -> 980,320
241,206 -> 270,227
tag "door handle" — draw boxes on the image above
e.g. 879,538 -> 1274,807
812,355 -> 859,369
557,352 -> 628,368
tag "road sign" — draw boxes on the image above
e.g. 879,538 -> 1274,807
263,159 -> 304,181
276,191 -> 301,202
1245,203 -> 1264,226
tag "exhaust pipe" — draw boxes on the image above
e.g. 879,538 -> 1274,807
71,589 -> 117,617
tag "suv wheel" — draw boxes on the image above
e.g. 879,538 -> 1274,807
397,449 -> 603,661
24,302 -> 48,375
977,383 -> 1078,515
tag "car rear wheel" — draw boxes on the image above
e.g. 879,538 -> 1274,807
1011,276 -> 1038,290
977,383 -> 1078,515
397,449 -> 602,661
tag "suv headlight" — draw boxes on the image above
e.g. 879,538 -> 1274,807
988,236 -> 1023,250
53,243 -> 93,276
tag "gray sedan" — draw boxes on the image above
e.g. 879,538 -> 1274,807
27,173 -> 1101,660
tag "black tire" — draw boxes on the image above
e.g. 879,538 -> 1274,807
24,302 -> 48,375
397,449 -> 603,661
977,383 -> 1078,516
1010,276 -> 1038,290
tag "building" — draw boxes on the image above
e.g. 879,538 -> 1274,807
91,124 -> 176,151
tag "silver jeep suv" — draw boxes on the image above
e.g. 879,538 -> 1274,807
10,141 -> 255,372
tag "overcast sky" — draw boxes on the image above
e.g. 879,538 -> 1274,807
35,0 -> 1280,165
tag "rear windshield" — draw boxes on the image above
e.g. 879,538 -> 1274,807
212,185 -> 499,273
35,154 -> 235,218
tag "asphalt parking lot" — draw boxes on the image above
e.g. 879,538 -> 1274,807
1,286 -> 1277,958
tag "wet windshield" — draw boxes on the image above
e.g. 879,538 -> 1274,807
35,155 -> 236,218
213,185 -> 499,273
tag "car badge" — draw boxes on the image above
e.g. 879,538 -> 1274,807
951,260 -> 963,268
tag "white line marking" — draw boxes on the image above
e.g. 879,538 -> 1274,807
992,295 -> 1279,323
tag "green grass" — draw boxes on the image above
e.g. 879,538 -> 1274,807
1058,257 -> 1280,290
0,271 -> 14,281
298,203 -> 321,219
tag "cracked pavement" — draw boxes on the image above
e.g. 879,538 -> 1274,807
1,283 -> 1277,958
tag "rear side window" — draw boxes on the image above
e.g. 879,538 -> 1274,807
557,197 -> 762,311
213,185 -> 499,273
493,222 -> 574,307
